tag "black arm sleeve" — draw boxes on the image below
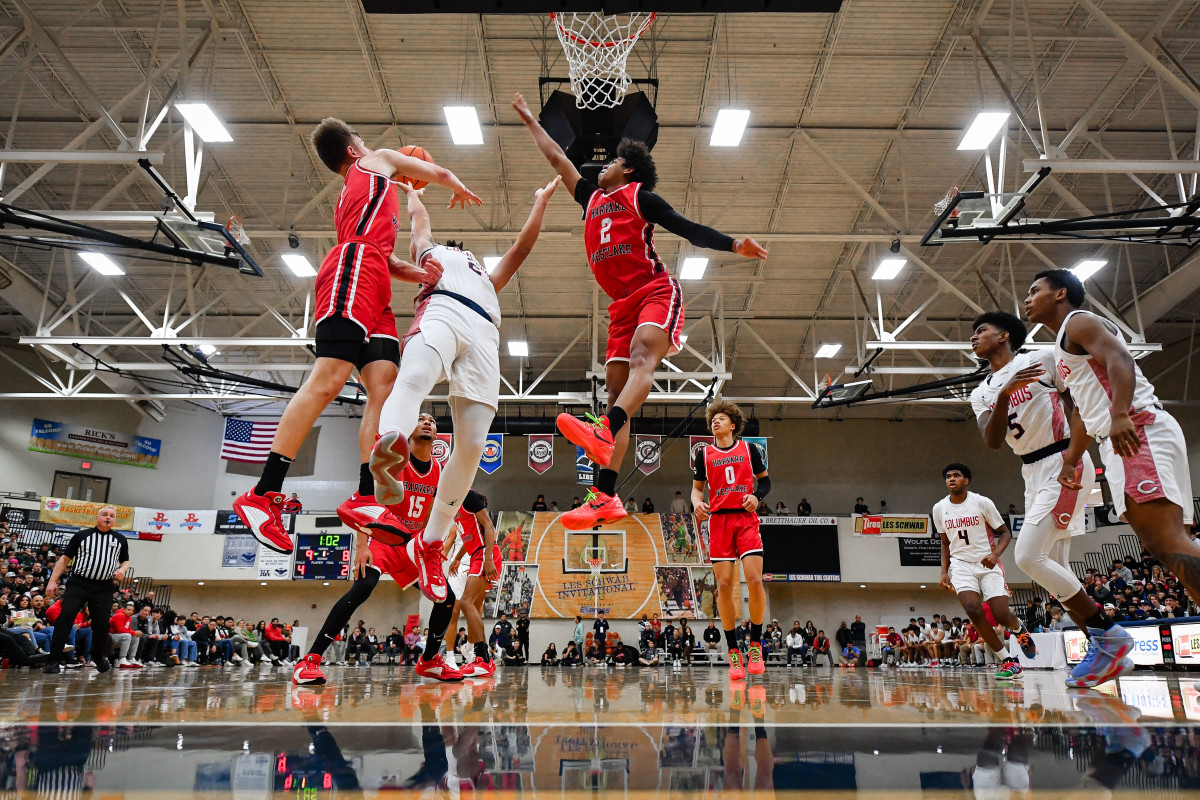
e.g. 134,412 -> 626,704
574,177 -> 599,210
638,190 -> 736,252
753,476 -> 772,502
462,490 -> 487,514
692,447 -> 708,482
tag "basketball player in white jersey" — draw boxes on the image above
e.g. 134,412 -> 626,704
1026,268 -> 1196,686
970,311 -> 1133,688
933,463 -> 1033,679
370,176 -> 561,603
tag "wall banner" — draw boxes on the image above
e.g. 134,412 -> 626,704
479,434 -> 503,474
222,534 -> 259,568
744,436 -> 769,468
852,514 -> 931,537
432,434 -> 453,467
576,446 -> 594,485
30,418 -> 161,468
688,436 -> 713,470
527,434 -> 554,474
39,497 -> 134,530
133,508 -> 218,535
634,435 -> 661,475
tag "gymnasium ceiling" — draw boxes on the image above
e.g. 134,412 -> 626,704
1,0 -> 1199,421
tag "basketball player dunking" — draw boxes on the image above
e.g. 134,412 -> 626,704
969,311 -> 1132,688
690,400 -> 771,681
513,93 -> 768,530
292,414 -> 466,686
233,118 -> 480,554
1026,268 -> 1196,686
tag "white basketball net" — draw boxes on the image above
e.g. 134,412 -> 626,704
551,12 -> 657,109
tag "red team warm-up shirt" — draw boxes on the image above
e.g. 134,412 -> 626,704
694,440 -> 766,513
582,181 -> 668,299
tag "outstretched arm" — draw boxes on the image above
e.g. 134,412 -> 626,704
512,93 -> 582,196
361,149 -> 482,209
637,190 -> 767,259
1063,314 -> 1139,457
402,184 -> 437,264
490,175 -> 560,291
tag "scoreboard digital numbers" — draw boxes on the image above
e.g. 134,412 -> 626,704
292,533 -> 352,581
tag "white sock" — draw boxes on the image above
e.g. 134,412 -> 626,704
377,336 -> 444,439
993,644 -> 1010,660
421,397 -> 495,544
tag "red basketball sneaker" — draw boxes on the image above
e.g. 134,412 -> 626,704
415,653 -> 464,682
233,489 -> 293,554
728,649 -> 746,681
556,412 -> 614,467
369,430 -> 409,506
337,493 -> 405,537
561,489 -> 627,531
416,538 -> 449,603
291,653 -> 327,686
747,643 -> 766,675
459,657 -> 497,678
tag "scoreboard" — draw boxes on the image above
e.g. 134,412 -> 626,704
292,533 -> 353,580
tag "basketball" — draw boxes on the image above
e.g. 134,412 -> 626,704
396,144 -> 433,189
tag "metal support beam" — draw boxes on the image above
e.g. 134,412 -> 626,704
0,151 -> 165,164
1023,158 -> 1200,173
865,340 -> 1162,353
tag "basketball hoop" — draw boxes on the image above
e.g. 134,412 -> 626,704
933,186 -> 961,219
550,12 -> 657,109
587,558 -> 604,574
225,214 -> 250,246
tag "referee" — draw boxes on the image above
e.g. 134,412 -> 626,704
43,505 -> 130,674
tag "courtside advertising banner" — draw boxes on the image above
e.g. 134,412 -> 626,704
29,418 -> 161,468
852,514 -> 931,537
635,434 -> 661,475
479,434 -> 503,474
527,434 -> 554,474
256,543 -> 292,580
576,446 -> 593,485
39,497 -> 135,530
133,508 -> 218,535
221,534 -> 258,568
688,436 -> 713,470
432,434 -> 452,467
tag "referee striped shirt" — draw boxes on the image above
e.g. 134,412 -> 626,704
65,526 -> 129,581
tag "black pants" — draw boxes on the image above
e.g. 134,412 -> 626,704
49,577 -> 113,662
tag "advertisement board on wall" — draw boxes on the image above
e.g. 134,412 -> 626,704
1064,624 -> 1163,666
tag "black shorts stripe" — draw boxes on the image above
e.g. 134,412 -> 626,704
665,278 -> 683,335
333,243 -> 358,317
355,175 -> 387,237
643,222 -> 665,273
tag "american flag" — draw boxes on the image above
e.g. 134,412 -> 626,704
220,418 -> 279,462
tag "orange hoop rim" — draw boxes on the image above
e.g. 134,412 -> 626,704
550,11 -> 657,49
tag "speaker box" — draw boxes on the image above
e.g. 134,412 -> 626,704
538,89 -> 658,184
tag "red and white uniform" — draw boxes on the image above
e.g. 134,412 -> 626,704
695,440 -> 765,561
970,349 -> 1096,531
404,244 -> 501,409
314,160 -> 401,341
455,504 -> 502,587
368,455 -> 441,586
932,492 -> 1007,599
1055,309 -> 1193,524
583,182 -> 684,364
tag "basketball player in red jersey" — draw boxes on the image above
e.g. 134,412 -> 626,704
233,118 -> 481,555
441,491 -> 502,677
689,400 -> 771,681
513,93 -> 768,530
292,414 -> 464,686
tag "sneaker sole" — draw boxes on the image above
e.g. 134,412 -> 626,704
561,507 -> 628,532
556,414 -> 613,467
1066,656 -> 1135,689
370,431 -> 408,506
291,676 -> 327,686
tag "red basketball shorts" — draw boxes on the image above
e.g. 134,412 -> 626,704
468,544 -> 503,588
707,510 -> 763,561
315,241 -> 398,341
605,277 -> 685,364
368,536 -> 418,588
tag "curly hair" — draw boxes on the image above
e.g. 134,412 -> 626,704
942,462 -> 972,481
310,117 -> 359,173
706,399 -> 745,436
971,311 -> 1027,351
616,139 -> 658,192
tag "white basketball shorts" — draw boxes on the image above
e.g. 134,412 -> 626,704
414,298 -> 500,410
1100,408 -> 1194,525
949,557 -> 1007,600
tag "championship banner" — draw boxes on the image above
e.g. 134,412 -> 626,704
527,434 -> 554,474
634,434 -> 661,475
479,434 -> 503,474
576,446 -> 594,485
39,497 -> 134,530
133,508 -> 218,535
432,434 -> 452,467
688,436 -> 713,470
744,436 -> 769,468
30,418 -> 161,468
852,514 -> 931,537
